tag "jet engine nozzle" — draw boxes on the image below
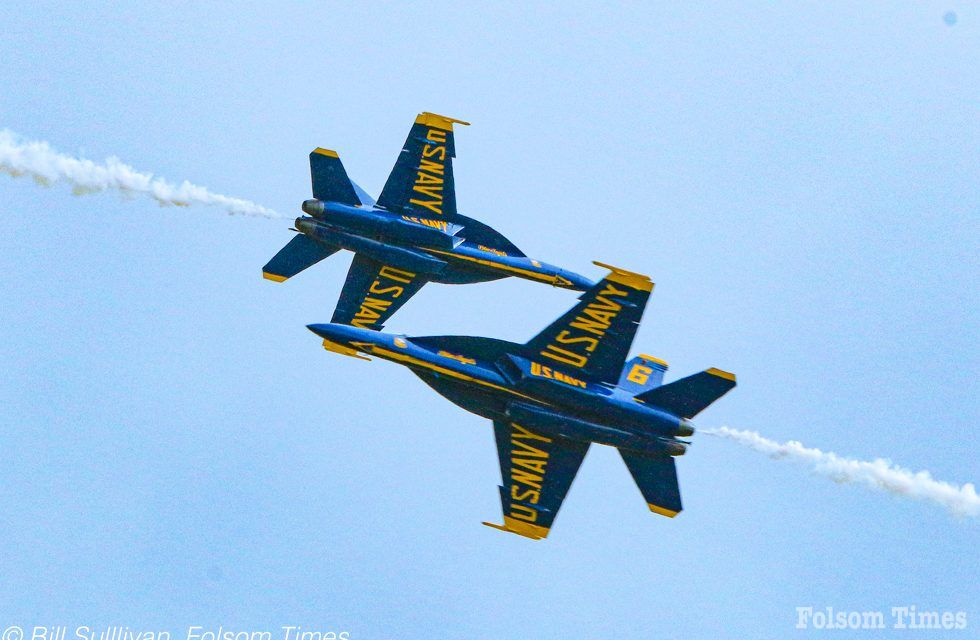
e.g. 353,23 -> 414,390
666,441 -> 688,456
675,418 -> 695,437
302,199 -> 325,217
295,217 -> 318,234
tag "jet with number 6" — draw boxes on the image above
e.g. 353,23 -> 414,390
263,112 -> 593,330
306,263 -> 736,539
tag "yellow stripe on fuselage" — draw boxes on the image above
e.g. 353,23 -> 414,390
371,347 -> 537,401
424,248 -> 555,283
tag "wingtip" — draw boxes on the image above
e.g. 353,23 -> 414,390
482,518 -> 549,540
415,112 -> 471,130
592,261 -> 654,292
262,271 -> 288,283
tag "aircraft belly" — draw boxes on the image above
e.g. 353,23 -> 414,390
411,370 -> 509,420
429,262 -> 507,285
302,221 -> 447,275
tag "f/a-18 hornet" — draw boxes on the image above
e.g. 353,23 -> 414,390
264,112 -> 593,330
306,264 -> 736,539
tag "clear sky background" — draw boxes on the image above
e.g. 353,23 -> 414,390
1,3 -> 977,638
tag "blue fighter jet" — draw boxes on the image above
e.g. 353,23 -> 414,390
264,112 -> 593,330
307,263 -> 736,539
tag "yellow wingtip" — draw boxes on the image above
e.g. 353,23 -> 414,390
706,367 -> 736,382
592,261 -> 654,292
415,111 -> 471,131
648,504 -> 680,518
312,147 -> 339,158
482,517 -> 550,540
262,272 -> 288,283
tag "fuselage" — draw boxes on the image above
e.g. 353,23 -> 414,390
308,322 -> 694,457
296,199 -> 592,290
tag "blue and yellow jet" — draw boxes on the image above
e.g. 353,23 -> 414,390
263,112 -> 593,330
306,263 -> 736,539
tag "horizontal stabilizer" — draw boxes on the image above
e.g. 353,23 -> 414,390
620,450 -> 682,517
634,368 -> 736,418
310,148 -> 361,205
262,234 -> 338,282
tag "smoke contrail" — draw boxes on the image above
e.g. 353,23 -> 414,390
702,427 -> 979,518
0,129 -> 282,219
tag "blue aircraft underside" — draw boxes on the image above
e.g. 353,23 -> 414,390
263,112 -> 593,332
271,113 -> 737,539
304,262 -> 736,539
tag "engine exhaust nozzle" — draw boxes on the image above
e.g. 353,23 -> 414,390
676,418 -> 695,438
302,199 -> 325,217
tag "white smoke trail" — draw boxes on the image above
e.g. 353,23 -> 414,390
702,426 -> 979,518
0,130 -> 282,219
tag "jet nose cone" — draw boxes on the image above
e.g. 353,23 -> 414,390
306,322 -> 373,344
302,199 -> 325,217
306,323 -> 345,341
307,323 -> 376,360
559,270 -> 595,291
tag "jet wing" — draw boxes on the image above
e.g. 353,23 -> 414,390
522,262 -> 653,385
376,112 -> 469,220
330,253 -> 428,331
483,420 -> 590,540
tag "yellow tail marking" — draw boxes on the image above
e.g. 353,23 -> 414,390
626,363 -> 654,385
312,147 -> 339,158
638,354 -> 669,368
648,504 -> 679,518
262,272 -> 288,283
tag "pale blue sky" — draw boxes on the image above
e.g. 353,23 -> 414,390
1,3 -> 977,638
